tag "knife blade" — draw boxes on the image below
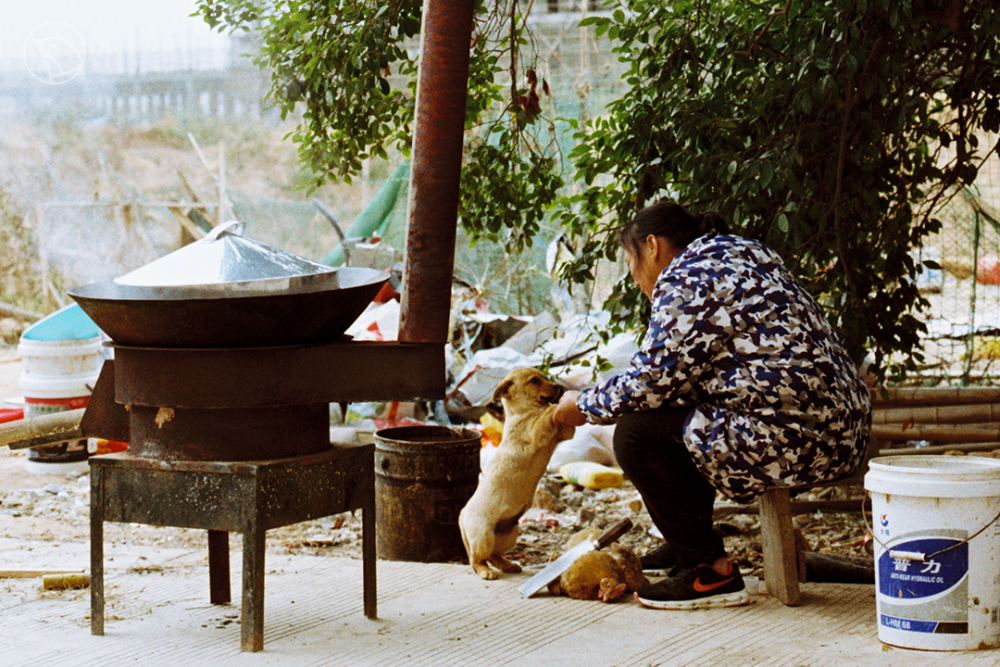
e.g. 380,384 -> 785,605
518,518 -> 633,598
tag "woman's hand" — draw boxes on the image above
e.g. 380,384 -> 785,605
553,390 -> 588,427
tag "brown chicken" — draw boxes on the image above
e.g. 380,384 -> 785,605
546,530 -> 648,603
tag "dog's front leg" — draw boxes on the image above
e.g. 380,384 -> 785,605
488,515 -> 523,573
460,514 -> 501,580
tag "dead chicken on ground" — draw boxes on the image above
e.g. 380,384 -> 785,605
547,528 -> 647,602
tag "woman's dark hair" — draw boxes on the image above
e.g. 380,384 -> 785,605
616,201 -> 730,257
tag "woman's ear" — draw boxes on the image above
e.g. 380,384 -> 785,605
645,234 -> 660,258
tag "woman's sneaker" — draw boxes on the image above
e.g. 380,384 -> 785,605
639,542 -> 680,575
634,561 -> 749,610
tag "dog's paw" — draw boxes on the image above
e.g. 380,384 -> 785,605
476,568 -> 499,581
491,557 -> 522,574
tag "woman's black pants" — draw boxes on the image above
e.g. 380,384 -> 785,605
612,405 -> 727,567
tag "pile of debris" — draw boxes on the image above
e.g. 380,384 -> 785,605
336,275 -> 636,476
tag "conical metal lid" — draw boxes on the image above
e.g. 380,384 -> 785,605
115,221 -> 336,295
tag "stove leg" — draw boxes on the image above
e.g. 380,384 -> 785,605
241,518 -> 266,652
208,530 -> 231,604
362,471 -> 377,619
90,465 -> 105,636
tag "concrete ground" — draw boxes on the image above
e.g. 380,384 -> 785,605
3,350 -> 999,666
1,535 -> 998,667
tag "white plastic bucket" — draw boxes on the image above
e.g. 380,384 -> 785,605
19,373 -> 98,415
19,372 -> 99,473
865,455 -> 1000,651
17,336 -> 104,377
18,349 -> 102,473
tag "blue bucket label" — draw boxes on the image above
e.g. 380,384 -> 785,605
878,536 -> 968,634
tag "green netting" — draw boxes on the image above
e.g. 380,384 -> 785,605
228,159 -> 557,315
319,162 -> 410,266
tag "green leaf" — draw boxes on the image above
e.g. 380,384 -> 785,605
760,162 -> 773,187
777,213 -> 789,233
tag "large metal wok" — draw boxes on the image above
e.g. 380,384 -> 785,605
68,222 -> 388,348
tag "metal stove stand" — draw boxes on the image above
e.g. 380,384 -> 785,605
89,446 -> 376,652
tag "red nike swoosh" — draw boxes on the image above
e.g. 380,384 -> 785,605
693,576 -> 734,592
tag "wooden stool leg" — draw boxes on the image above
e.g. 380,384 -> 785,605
241,518 -> 266,652
759,487 -> 802,606
208,530 -> 231,604
90,465 -> 105,636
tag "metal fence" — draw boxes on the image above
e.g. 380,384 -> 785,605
915,166 -> 1000,386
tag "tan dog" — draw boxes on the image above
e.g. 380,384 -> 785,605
458,367 -> 576,579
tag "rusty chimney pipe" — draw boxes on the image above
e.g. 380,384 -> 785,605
398,0 -> 475,345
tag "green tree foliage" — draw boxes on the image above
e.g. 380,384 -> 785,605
196,0 -> 562,256
557,0 -> 999,382
196,0 -> 1000,382
197,0 -> 423,187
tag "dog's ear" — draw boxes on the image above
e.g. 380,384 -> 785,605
493,379 -> 514,403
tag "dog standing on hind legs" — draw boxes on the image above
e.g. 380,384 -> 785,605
458,367 -> 576,580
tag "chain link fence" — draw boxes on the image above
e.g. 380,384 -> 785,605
915,162 -> 1000,386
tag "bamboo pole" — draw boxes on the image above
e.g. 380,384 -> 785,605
45,281 -> 66,309
874,402 -> 1000,425
714,498 -> 867,519
881,441 -> 1000,456
873,386 -> 1000,407
176,170 -> 202,203
188,132 -> 213,175
168,206 -> 206,241
0,302 -> 43,322
872,422 -> 1000,443
218,139 -> 228,224
0,409 -> 86,450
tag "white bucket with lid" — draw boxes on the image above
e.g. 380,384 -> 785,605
865,455 -> 1000,651
17,304 -> 104,473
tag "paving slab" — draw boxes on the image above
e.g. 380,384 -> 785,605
0,537 -> 996,667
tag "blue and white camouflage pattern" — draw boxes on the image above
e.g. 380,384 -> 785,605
578,234 -> 872,503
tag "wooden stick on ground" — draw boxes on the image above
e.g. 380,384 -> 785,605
0,570 -> 84,579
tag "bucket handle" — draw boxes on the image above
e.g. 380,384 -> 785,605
863,490 -> 1000,562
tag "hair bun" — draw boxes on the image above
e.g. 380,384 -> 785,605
697,213 -> 714,234
698,210 -> 730,237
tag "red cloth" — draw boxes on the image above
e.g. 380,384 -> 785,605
976,254 -> 1000,285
